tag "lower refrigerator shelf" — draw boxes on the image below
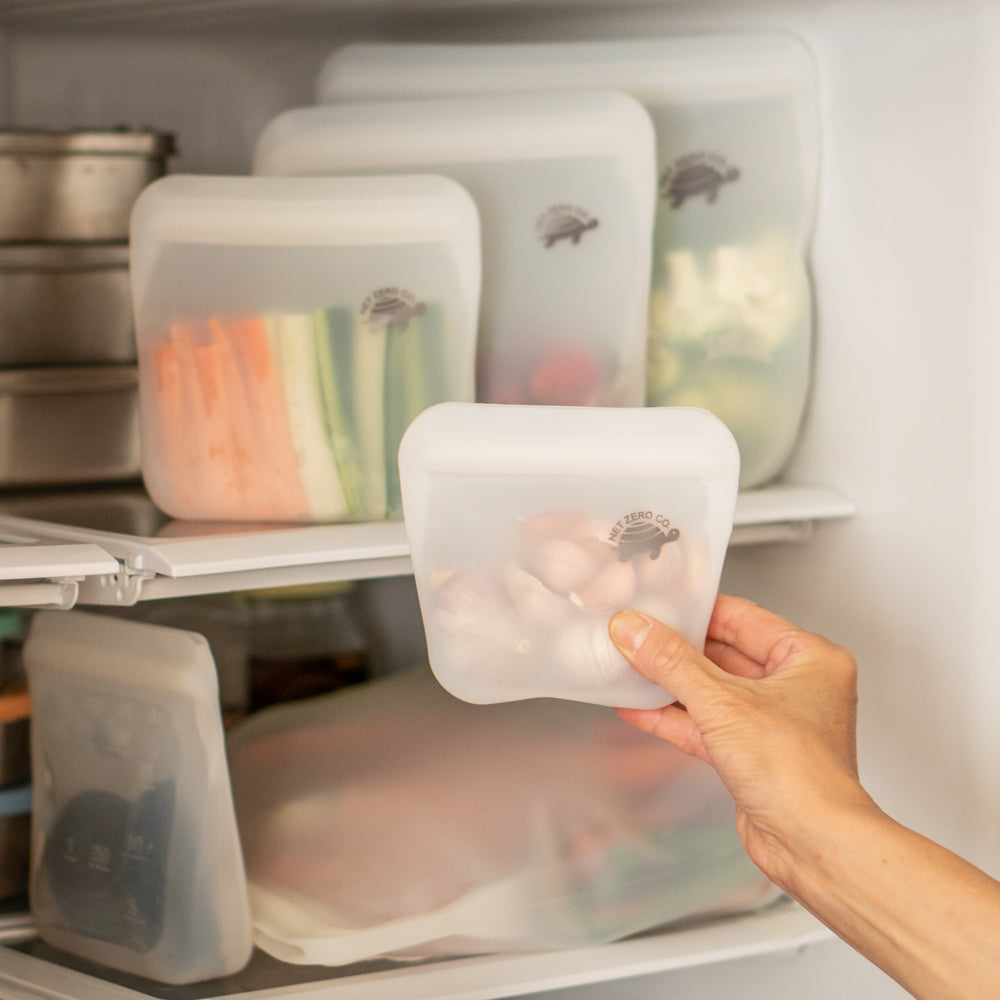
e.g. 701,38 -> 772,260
0,898 -> 832,1000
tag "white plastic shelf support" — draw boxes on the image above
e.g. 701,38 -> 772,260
0,541 -> 120,608
731,483 -> 857,545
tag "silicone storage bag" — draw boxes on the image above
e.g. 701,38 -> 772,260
398,403 -> 740,708
129,173 -> 480,522
319,35 -> 819,489
253,90 -> 656,408
226,665 -> 778,966
23,611 -> 252,985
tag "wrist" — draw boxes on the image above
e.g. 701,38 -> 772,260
760,790 -> 1000,1000
750,778 -> 883,900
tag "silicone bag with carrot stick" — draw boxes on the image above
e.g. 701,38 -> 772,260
129,173 -> 480,523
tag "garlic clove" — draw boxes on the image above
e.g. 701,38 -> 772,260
431,567 -> 510,639
630,595 -> 685,633
557,618 -> 632,688
528,536 -> 603,595
632,532 -> 685,591
519,509 -> 595,544
569,557 -> 637,612
503,565 -> 573,627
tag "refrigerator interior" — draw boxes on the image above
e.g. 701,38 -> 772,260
0,0 -> 997,997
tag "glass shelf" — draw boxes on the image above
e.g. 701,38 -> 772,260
0,898 -> 832,1000
0,481 -> 853,607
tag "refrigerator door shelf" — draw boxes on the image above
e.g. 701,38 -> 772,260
0,482 -> 854,607
0,897 -> 832,1000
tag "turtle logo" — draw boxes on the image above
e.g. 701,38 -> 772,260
536,204 -> 600,248
660,152 -> 740,209
609,512 -> 681,562
361,287 -> 426,331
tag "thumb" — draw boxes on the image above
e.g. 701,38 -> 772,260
609,609 -> 720,707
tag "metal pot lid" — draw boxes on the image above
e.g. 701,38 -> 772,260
0,128 -> 176,158
0,242 -> 131,271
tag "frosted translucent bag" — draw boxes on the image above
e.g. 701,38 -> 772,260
226,666 -> 778,966
319,35 -> 818,488
24,611 -> 252,985
129,173 -> 480,522
253,90 -> 656,408
399,403 -> 739,708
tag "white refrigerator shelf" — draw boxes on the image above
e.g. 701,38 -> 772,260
0,482 -> 855,608
0,898 -> 832,1000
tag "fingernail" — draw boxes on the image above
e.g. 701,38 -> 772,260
609,609 -> 654,654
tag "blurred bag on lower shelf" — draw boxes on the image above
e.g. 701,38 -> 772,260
225,665 -> 779,966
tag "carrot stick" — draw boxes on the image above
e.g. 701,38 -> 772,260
209,317 -> 271,519
171,321 -> 231,518
222,316 -> 308,520
148,341 -> 199,516
192,339 -> 243,516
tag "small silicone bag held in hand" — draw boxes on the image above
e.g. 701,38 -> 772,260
24,611 -> 252,985
318,34 -> 818,489
226,666 -> 778,966
253,90 -> 656,409
398,403 -> 740,708
129,173 -> 480,522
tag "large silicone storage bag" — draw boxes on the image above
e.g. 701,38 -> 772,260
129,173 -> 480,522
253,90 -> 656,409
398,403 -> 740,708
319,35 -> 818,489
225,665 -> 778,966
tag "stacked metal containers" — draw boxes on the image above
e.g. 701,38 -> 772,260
0,128 -> 173,487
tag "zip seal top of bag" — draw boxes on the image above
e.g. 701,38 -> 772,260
318,34 -> 816,110
399,403 -> 740,708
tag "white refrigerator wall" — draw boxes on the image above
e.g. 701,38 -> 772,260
2,3 -> 997,997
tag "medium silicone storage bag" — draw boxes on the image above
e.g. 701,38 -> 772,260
398,403 -> 740,708
319,34 -> 818,488
253,90 -> 656,409
130,173 -> 480,522
24,611 -> 252,985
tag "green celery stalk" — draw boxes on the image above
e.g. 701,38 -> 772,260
383,303 -> 447,518
270,312 -> 350,521
416,301 -> 448,407
382,317 -> 408,518
313,307 -> 365,517
354,311 -> 388,519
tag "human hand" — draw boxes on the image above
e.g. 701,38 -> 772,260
608,594 -> 875,890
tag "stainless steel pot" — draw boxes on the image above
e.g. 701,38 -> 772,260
0,243 -> 134,366
0,128 -> 175,242
0,365 -> 139,486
